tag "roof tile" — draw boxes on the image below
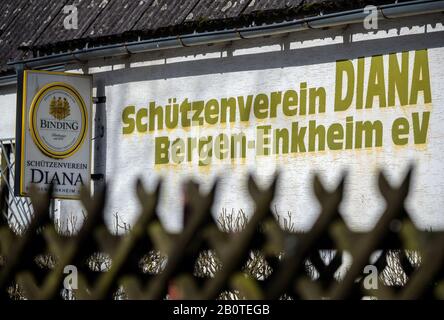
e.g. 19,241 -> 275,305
0,0 -> 66,70
133,0 -> 200,32
244,0 -> 303,13
84,0 -> 153,38
188,0 -> 253,20
34,0 -> 112,46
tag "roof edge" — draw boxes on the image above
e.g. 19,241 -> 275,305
4,0 -> 444,80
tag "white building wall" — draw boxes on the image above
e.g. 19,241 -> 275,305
0,13 -> 443,233
0,88 -> 16,139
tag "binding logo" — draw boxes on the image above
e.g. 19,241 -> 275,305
29,82 -> 87,159
49,96 -> 71,120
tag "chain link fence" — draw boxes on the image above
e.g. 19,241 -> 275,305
0,138 -> 33,230
0,167 -> 443,300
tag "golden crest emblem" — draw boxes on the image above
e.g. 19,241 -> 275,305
49,96 -> 71,120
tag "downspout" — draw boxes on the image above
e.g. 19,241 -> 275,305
3,0 -> 444,82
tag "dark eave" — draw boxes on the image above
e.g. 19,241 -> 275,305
0,0 -> 423,76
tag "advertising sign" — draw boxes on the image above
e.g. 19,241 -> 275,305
105,48 -> 444,231
16,70 -> 92,199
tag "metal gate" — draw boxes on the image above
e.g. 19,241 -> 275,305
0,138 -> 33,230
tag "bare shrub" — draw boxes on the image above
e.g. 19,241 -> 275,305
139,250 -> 167,275
380,250 -> 422,287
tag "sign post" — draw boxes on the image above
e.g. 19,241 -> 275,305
15,70 -> 92,199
